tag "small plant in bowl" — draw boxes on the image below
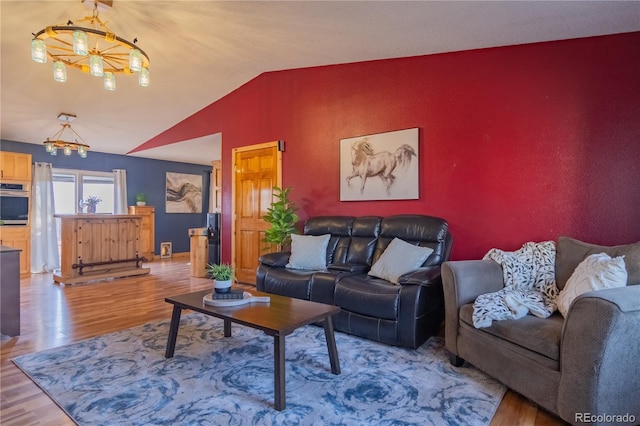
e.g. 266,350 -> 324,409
80,195 -> 102,213
207,263 -> 234,293
136,192 -> 147,206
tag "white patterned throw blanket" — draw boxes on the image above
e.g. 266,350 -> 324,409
472,241 -> 559,328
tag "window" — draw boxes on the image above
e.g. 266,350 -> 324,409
82,175 -> 114,213
53,169 -> 115,214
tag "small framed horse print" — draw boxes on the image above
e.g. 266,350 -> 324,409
340,128 -> 419,201
160,242 -> 173,259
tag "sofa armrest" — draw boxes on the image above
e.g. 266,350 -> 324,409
398,266 -> 442,286
328,263 -> 369,273
558,285 -> 640,423
441,260 -> 504,357
258,251 -> 291,268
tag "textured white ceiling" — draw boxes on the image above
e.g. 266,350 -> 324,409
2,1 -> 639,165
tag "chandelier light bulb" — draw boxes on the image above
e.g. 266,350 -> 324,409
50,148 -> 58,156
45,141 -> 54,153
31,39 -> 47,63
104,72 -> 116,91
139,67 -> 150,87
78,145 -> 87,157
129,49 -> 142,72
53,61 -> 67,82
90,54 -> 104,77
63,145 -> 73,156
72,30 -> 88,56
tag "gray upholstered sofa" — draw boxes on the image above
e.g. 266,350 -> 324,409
442,237 -> 640,425
256,214 -> 452,349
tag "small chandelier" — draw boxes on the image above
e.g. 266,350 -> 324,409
31,0 -> 150,90
43,113 -> 90,158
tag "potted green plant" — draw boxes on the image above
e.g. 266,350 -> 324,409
262,186 -> 299,251
79,195 -> 102,213
136,192 -> 147,206
206,263 -> 234,293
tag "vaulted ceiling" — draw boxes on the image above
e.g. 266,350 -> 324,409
2,1 -> 639,165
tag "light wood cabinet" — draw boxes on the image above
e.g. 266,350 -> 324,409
128,206 -> 155,261
0,152 -> 32,181
0,151 -> 32,277
0,226 -> 30,277
53,214 -> 150,285
211,160 -> 222,213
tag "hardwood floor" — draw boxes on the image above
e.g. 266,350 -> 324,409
1,259 -> 567,425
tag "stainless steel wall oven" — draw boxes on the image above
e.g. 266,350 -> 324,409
0,182 -> 29,225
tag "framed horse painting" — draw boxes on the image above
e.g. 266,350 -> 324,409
340,128 -> 419,201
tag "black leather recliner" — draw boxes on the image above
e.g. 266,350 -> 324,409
256,214 -> 453,348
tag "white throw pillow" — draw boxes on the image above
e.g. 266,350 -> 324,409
286,234 -> 331,270
368,237 -> 434,284
556,253 -> 627,317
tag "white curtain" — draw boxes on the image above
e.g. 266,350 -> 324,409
30,162 -> 60,273
113,169 -> 128,214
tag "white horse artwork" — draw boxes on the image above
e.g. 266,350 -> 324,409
340,128 -> 419,201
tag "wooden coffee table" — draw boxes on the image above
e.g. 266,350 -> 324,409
164,289 -> 341,411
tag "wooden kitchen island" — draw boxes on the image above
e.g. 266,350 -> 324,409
54,214 -> 150,286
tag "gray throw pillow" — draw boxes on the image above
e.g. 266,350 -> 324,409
555,236 -> 640,290
368,237 -> 433,284
286,234 -> 331,270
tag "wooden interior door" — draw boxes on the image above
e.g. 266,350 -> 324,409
232,142 -> 281,285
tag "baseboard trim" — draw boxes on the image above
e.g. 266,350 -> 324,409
151,251 -> 189,261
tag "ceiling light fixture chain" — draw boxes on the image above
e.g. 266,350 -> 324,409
31,0 -> 150,90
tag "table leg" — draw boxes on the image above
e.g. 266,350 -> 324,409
274,334 -> 286,411
224,319 -> 232,337
164,305 -> 182,358
323,315 -> 341,375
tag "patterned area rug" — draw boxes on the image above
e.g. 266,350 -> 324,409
13,313 -> 505,425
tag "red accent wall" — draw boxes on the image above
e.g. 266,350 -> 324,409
139,32 -> 640,261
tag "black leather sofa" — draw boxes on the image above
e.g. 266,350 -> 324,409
256,214 -> 452,348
